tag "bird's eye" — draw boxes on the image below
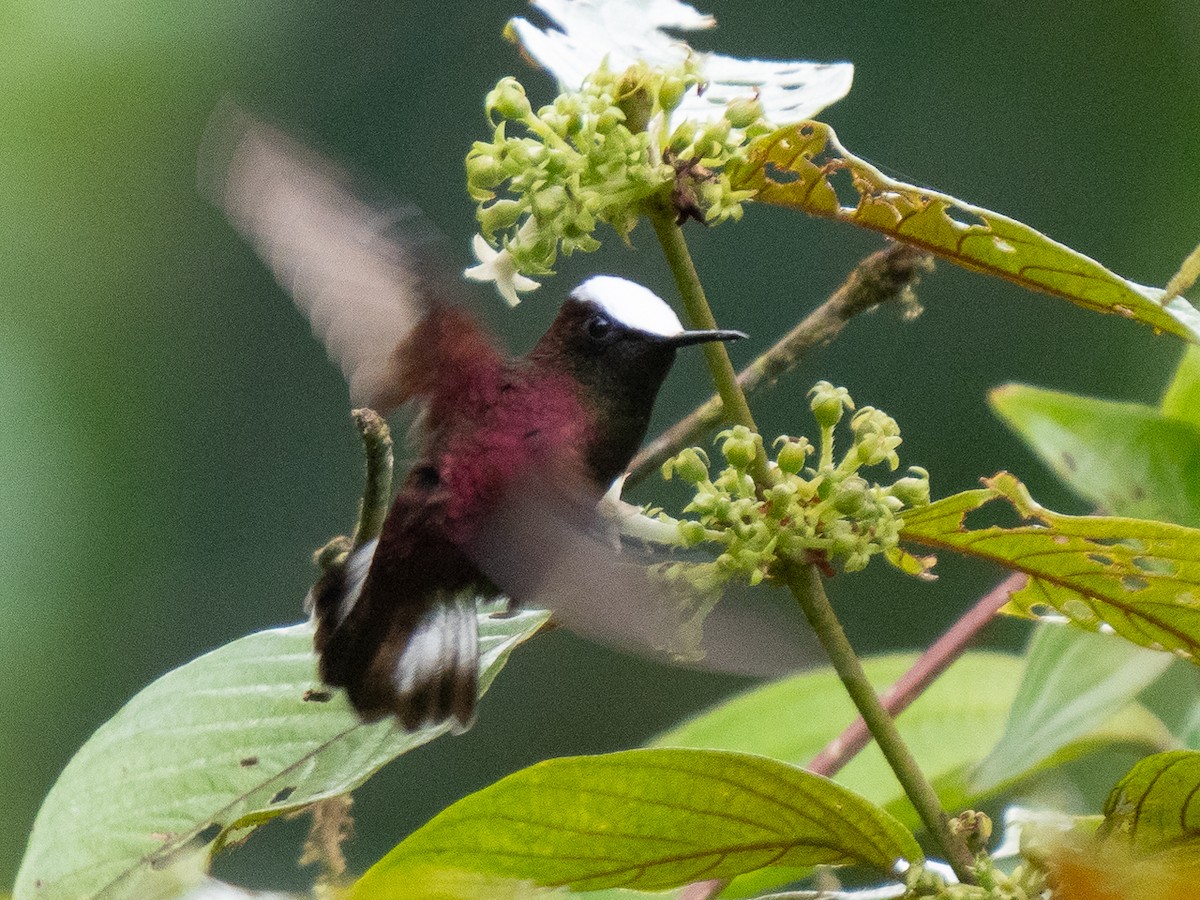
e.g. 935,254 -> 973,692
586,314 -> 613,340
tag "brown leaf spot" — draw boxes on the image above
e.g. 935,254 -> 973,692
240,756 -> 259,768
303,689 -> 333,703
271,786 -> 297,805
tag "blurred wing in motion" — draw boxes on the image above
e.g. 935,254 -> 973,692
468,470 -> 819,678
198,99 -> 461,413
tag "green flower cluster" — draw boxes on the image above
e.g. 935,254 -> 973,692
658,383 -> 932,593
466,62 -> 767,281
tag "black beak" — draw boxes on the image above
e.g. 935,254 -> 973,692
667,328 -> 748,347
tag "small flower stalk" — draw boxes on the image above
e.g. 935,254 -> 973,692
656,383 -> 934,595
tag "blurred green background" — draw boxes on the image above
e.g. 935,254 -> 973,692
3,0 -> 1198,890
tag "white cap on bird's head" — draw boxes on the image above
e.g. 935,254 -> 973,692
570,276 -> 686,339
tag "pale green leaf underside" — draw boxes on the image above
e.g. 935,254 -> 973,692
1162,345 -> 1200,427
15,607 -> 548,900
352,748 -> 922,897
728,122 -> 1200,344
990,384 -> 1200,527
974,625 -> 1173,792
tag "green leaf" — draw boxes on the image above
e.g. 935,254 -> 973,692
973,625 -> 1174,791
1101,750 -> 1200,854
351,748 -> 922,898
651,653 -> 1009,776
728,122 -> 1200,344
651,652 -> 1010,897
1140,660 -> 1200,748
651,651 -> 1166,897
1162,345 -> 1200,427
990,384 -> 1200,526
900,472 -> 1200,660
14,607 -> 548,900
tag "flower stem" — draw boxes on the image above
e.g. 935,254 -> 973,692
807,571 -> 1025,779
648,208 -> 772,486
786,562 -> 977,884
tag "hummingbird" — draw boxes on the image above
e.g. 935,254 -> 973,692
202,106 -> 750,732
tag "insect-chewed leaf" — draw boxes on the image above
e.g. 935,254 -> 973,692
899,472 -> 1200,663
350,748 -> 922,898
990,384 -> 1200,527
14,608 -> 547,900
1100,750 -> 1200,863
727,121 -> 1200,344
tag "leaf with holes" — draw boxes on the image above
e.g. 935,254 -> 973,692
990,384 -> 1200,527
350,748 -> 922,898
1100,750 -> 1200,863
14,607 -> 548,900
727,121 -> 1200,343
899,472 -> 1200,662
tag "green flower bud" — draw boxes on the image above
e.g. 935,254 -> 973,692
663,447 -> 710,484
678,519 -> 708,547
595,106 -> 627,133
832,476 -> 870,514
717,426 -> 760,471
773,435 -> 813,474
616,75 -> 653,134
465,144 -> 506,188
486,77 -> 533,122
765,481 -> 797,517
725,96 -> 764,129
658,75 -> 688,113
698,118 -> 731,150
843,550 -> 872,573
851,407 -> 900,440
476,199 -> 526,238
668,120 -> 697,154
531,184 -> 568,221
891,467 -> 931,507
809,382 -> 854,428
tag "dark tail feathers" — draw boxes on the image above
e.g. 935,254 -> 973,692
308,540 -> 480,732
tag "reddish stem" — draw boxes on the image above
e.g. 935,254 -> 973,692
806,571 -> 1027,778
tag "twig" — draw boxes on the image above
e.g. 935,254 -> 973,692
787,562 -> 977,884
627,242 -> 932,487
807,572 -> 1026,779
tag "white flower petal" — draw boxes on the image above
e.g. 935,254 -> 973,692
463,235 -> 539,306
508,0 -> 853,125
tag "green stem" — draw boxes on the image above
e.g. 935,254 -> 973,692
787,562 -> 977,884
648,208 -> 773,487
